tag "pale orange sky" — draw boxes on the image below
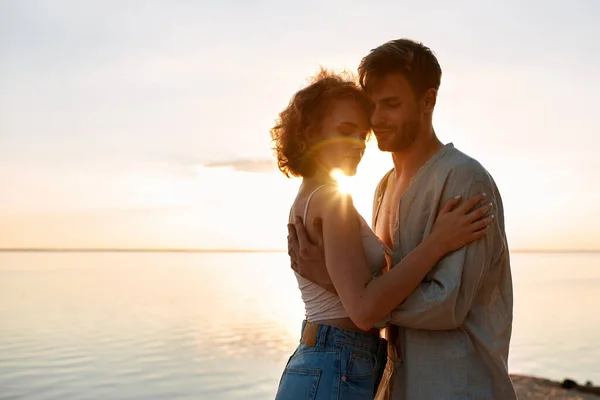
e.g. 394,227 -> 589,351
1,1 -> 599,251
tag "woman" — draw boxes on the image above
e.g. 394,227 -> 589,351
270,69 -> 493,400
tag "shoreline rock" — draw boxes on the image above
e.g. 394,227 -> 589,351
511,374 -> 600,399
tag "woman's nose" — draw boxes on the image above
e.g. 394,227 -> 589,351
353,138 -> 366,151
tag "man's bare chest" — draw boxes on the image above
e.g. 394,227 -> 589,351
374,178 -> 410,250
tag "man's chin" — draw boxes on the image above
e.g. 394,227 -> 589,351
377,138 -> 413,153
377,141 -> 395,152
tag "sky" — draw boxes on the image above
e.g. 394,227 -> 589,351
1,0 -> 599,251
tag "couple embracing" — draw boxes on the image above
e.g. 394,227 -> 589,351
271,38 -> 516,400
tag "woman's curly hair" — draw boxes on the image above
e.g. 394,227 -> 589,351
270,68 -> 371,178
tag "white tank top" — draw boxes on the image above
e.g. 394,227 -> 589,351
290,184 -> 390,322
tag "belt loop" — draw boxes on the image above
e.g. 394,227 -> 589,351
317,324 -> 329,348
300,319 -> 307,343
300,320 -> 318,347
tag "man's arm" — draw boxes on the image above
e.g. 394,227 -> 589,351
287,216 -> 336,293
387,169 -> 507,330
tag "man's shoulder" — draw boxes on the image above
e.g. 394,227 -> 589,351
439,146 -> 495,186
442,147 -> 487,174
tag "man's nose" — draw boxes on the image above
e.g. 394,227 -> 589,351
370,105 -> 385,126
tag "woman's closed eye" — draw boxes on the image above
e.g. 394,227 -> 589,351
338,124 -> 357,136
337,123 -> 369,140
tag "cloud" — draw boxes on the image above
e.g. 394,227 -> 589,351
203,158 -> 276,173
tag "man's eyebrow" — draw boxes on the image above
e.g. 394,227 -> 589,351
378,96 -> 402,103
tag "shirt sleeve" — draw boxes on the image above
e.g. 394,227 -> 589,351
387,166 -> 507,330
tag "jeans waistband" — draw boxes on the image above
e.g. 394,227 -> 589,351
300,320 -> 384,352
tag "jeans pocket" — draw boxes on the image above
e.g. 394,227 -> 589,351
344,346 -> 378,380
275,368 -> 322,400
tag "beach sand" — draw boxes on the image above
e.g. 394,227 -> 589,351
512,375 -> 600,400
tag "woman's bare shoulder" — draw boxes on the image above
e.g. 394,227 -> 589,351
310,184 -> 355,216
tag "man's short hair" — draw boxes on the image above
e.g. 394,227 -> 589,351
358,38 -> 442,97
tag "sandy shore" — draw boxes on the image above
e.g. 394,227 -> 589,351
512,375 -> 600,400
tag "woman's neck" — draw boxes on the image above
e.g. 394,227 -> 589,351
301,168 -> 337,192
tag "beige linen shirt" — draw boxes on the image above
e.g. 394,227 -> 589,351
373,144 -> 517,400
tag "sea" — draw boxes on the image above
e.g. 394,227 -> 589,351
0,251 -> 598,399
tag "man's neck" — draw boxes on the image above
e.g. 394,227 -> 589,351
392,129 -> 444,181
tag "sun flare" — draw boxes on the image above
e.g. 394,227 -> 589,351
331,169 -> 353,194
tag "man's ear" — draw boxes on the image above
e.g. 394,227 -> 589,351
422,88 -> 437,114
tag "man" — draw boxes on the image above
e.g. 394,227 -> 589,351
287,39 -> 517,399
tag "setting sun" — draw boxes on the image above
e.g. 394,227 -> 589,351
331,169 -> 353,194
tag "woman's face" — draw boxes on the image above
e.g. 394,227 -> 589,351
312,98 -> 370,177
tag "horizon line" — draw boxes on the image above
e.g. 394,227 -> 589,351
0,248 -> 598,254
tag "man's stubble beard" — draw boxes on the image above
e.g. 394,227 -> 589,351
377,118 -> 420,153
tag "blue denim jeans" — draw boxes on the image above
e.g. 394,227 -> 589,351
275,321 -> 388,400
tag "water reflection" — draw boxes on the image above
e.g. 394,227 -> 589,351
0,252 -> 598,400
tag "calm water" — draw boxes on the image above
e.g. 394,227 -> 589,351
0,252 -> 598,399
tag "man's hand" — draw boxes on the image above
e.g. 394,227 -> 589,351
287,216 -> 336,294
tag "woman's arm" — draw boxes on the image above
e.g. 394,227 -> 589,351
312,186 -> 491,331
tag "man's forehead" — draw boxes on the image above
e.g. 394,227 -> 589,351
368,73 -> 412,101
